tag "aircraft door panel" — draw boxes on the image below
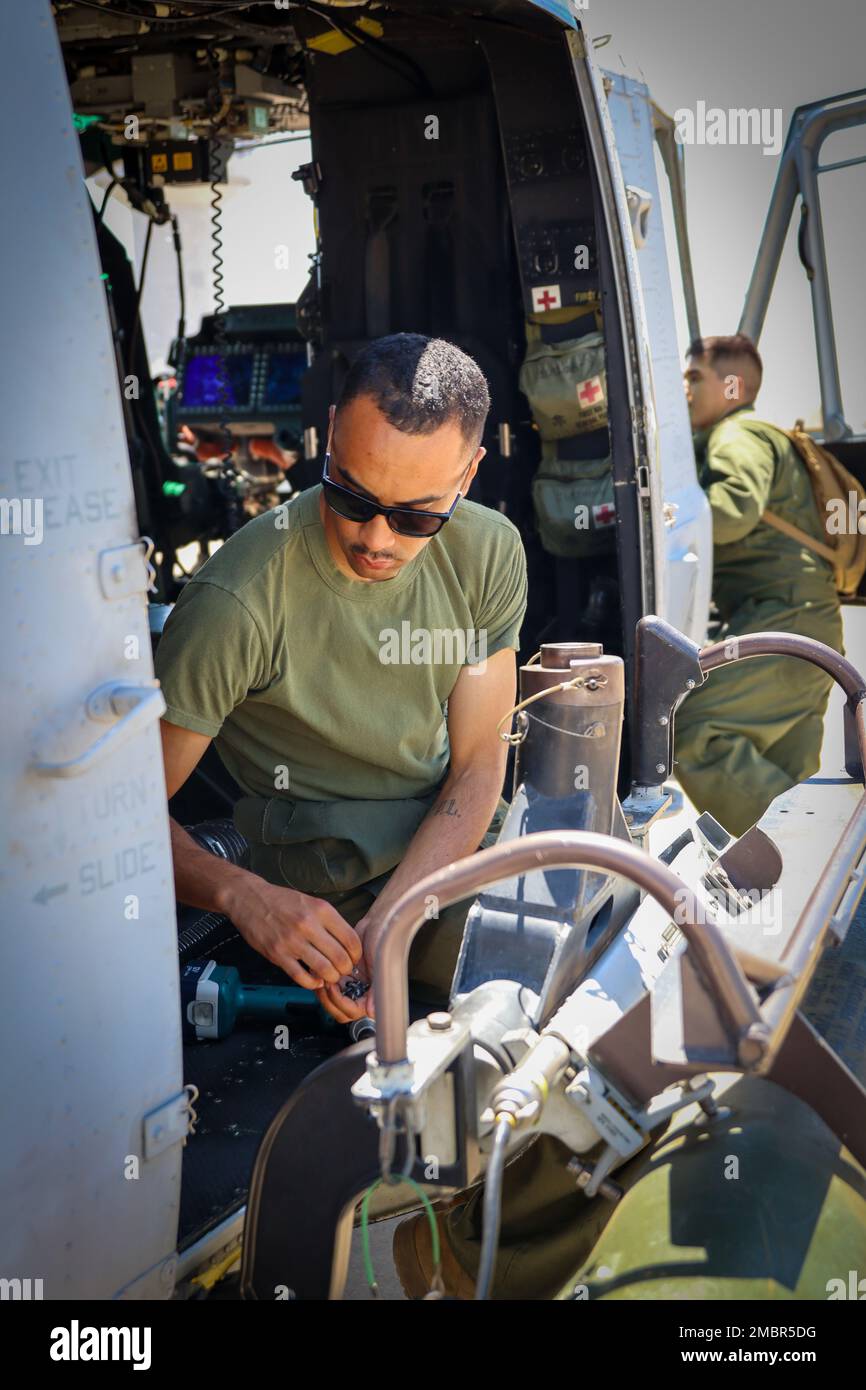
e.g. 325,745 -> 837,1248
0,0 -> 183,1300
602,72 -> 712,643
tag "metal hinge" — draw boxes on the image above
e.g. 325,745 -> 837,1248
142,1085 -> 199,1161
99,537 -> 156,600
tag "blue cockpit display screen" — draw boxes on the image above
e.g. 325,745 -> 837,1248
181,353 -> 254,408
262,351 -> 305,406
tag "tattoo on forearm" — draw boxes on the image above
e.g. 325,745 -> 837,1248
433,798 -> 461,818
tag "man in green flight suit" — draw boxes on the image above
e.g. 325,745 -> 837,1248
674,333 -> 843,836
155,333 -> 527,1023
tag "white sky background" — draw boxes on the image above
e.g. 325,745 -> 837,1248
96,0 -> 866,433
593,0 -> 866,430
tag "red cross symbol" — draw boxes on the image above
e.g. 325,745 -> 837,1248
593,503 -> 615,526
578,377 -> 603,406
532,284 -> 561,311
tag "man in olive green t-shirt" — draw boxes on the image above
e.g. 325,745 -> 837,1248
676,334 -> 843,835
156,334 -> 527,1023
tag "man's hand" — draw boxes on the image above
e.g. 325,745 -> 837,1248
220,875 -> 362,990
314,913 -> 379,1024
159,720 -> 365,1018
315,976 -> 372,1025
314,913 -> 376,1023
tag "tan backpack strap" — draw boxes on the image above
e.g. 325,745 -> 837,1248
761,508 -> 837,565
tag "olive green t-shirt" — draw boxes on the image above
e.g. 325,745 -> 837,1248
155,484 -> 528,803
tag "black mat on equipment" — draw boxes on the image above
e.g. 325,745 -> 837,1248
178,934 -> 346,1246
178,933 -> 439,1247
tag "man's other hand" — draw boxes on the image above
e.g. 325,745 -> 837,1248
315,972 -> 373,1025
309,913 -> 379,1024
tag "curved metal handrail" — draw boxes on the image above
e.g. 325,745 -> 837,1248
699,631 -> 866,776
371,830 -> 764,1068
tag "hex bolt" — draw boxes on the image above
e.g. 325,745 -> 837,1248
567,1157 -> 623,1202
687,1077 -> 720,1118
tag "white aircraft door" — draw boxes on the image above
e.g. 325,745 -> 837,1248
0,1 -> 185,1299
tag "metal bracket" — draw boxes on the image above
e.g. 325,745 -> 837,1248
143,1086 -> 197,1161
565,1066 -> 646,1158
622,785 -> 673,843
98,537 -> 156,600
630,615 -> 704,787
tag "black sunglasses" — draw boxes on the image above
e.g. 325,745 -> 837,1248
321,453 -> 472,538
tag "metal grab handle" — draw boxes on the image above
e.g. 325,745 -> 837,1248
371,830 -> 764,1068
699,631 -> 866,779
32,682 -> 166,779
700,630 -> 866,704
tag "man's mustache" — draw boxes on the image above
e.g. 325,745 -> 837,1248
351,543 -> 396,560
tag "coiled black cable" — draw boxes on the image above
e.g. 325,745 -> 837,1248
176,820 -> 250,962
208,94 -> 245,533
177,911 -> 237,964
208,138 -> 231,453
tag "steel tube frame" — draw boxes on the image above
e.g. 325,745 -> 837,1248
373,633 -> 866,1077
699,630 -> 866,772
739,91 -> 866,440
371,830 -> 762,1067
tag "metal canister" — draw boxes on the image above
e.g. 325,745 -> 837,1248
514,642 -> 625,836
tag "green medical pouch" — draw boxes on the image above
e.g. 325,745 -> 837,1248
518,331 -> 608,438
531,450 -> 616,558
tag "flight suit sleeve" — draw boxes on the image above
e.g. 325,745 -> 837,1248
154,579 -> 269,737
703,423 -> 776,545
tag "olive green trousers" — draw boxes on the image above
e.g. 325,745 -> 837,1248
674,597 -> 844,837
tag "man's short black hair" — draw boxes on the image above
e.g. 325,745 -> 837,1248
687,333 -> 763,399
336,333 -> 491,447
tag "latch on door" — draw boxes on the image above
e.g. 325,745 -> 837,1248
625,185 -> 653,249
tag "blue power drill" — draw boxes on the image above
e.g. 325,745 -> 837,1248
180,958 -> 334,1040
